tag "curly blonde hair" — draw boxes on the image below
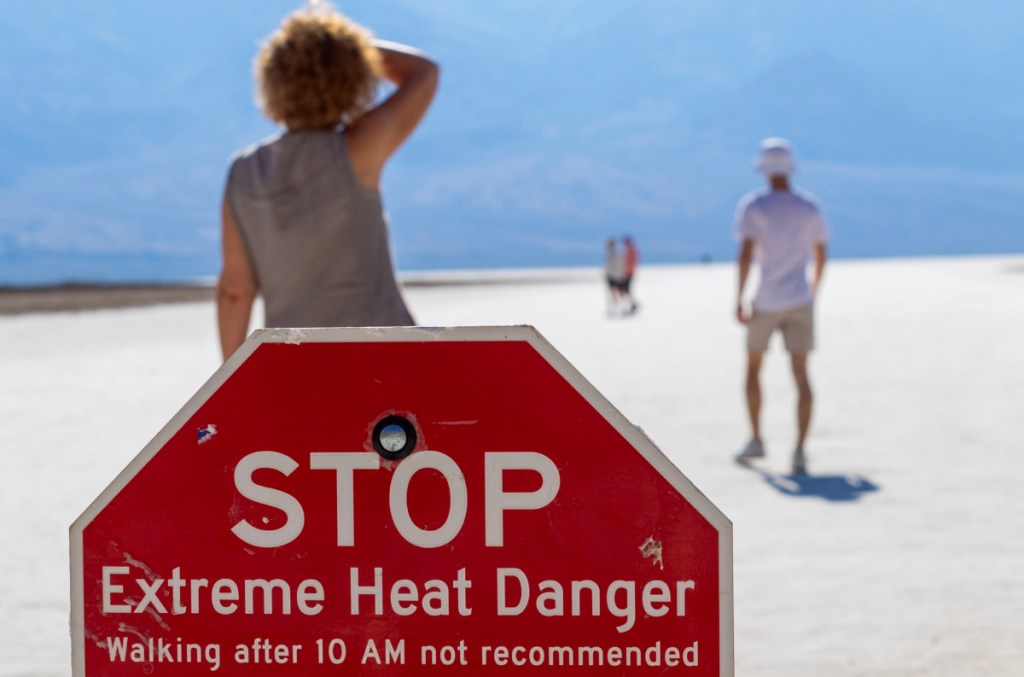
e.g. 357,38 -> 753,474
255,8 -> 381,130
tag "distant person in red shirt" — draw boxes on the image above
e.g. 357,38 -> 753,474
620,235 -> 639,315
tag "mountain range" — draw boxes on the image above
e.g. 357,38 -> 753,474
1,0 -> 1022,284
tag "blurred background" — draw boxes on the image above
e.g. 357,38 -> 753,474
1,0 -> 1022,285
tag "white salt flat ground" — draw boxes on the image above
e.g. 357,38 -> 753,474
1,256 -> 1022,675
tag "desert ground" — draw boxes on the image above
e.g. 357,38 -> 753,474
1,256 -> 1022,676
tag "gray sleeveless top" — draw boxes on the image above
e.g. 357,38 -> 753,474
225,130 -> 414,328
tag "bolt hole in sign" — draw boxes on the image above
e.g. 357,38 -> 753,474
71,326 -> 733,675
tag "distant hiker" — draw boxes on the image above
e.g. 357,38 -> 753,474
604,237 -> 624,314
733,138 -> 829,474
621,235 -> 639,315
217,5 -> 439,359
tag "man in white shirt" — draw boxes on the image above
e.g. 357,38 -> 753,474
733,138 -> 828,474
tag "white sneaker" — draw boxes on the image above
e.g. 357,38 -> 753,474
735,438 -> 766,463
791,447 -> 808,475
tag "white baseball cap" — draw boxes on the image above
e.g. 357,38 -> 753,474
755,137 -> 795,176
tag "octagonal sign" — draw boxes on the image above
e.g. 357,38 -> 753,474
71,326 -> 733,675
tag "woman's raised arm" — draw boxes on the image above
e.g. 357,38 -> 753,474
344,41 -> 439,188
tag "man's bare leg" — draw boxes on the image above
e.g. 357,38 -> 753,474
790,352 -> 813,472
745,350 -> 765,442
735,350 -> 767,461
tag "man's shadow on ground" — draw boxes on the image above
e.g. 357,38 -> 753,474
737,462 -> 880,502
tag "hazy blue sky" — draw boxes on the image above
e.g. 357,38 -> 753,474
1,0 -> 1022,283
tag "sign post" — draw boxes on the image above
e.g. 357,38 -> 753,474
71,326 -> 733,675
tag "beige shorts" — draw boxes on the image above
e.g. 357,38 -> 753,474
747,303 -> 815,354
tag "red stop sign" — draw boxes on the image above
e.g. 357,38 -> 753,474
71,326 -> 733,675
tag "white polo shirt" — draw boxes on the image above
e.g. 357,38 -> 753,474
734,187 -> 829,312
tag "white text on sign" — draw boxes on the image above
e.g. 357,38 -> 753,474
230,450 -> 560,548
100,566 -> 697,634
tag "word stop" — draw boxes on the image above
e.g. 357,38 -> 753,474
231,451 -> 560,549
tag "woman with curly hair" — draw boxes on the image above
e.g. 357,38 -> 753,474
217,5 -> 439,359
